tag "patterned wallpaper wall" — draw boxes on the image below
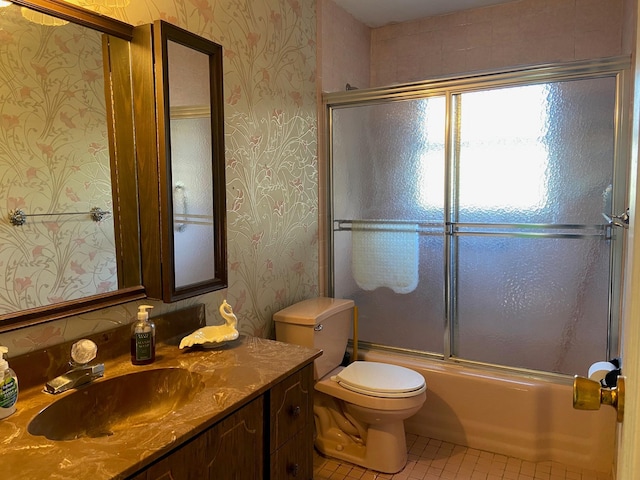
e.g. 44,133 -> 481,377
0,4 -> 117,315
0,0 -> 319,355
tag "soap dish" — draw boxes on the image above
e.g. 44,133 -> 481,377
201,337 -> 239,349
179,300 -> 240,350
179,325 -> 239,349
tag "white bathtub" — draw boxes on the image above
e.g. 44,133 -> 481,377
360,349 -> 617,474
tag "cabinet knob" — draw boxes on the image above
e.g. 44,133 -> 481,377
287,463 -> 299,476
289,405 -> 301,417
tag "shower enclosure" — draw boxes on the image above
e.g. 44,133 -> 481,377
327,57 -> 630,376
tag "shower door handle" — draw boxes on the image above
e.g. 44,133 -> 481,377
573,375 -> 625,422
603,208 -> 629,229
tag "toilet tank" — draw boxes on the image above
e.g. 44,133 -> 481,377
274,297 -> 354,379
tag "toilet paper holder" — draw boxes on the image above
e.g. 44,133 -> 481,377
573,375 -> 625,422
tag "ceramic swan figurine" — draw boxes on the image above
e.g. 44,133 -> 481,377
179,300 -> 239,349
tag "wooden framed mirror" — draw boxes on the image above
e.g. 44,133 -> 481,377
133,20 -> 227,302
0,0 -> 144,332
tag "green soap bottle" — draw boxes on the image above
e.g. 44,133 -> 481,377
0,346 -> 18,420
131,305 -> 155,365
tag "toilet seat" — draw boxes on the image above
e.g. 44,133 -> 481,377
331,361 -> 426,398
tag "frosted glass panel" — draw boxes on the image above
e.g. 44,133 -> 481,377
456,78 -> 615,224
332,97 -> 446,353
453,77 -> 615,374
333,98 -> 446,221
334,232 -> 445,353
455,236 -> 610,374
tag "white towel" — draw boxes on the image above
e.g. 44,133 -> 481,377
351,222 -> 419,294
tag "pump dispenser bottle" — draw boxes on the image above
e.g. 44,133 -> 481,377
131,305 -> 155,365
0,346 -> 18,420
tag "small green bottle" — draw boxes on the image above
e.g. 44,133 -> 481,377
0,346 -> 18,420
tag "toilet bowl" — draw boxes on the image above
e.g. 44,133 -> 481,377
314,362 -> 426,473
273,298 -> 427,474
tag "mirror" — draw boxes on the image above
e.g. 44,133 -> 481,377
0,0 -> 144,332
133,20 -> 227,302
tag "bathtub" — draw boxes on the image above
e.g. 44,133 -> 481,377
360,349 -> 617,474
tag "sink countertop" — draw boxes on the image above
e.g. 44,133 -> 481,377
0,335 -> 321,479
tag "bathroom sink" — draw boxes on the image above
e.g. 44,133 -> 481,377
28,368 -> 204,441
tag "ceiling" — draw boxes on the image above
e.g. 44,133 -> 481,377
332,0 -> 518,28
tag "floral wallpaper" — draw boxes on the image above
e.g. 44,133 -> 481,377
0,0 -> 319,354
0,4 -> 117,315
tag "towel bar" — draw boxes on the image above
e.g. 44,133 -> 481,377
8,207 -> 110,226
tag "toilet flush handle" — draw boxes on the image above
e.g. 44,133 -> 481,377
314,324 -> 323,331
573,375 -> 625,422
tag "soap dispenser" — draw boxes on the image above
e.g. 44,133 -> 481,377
0,346 -> 18,420
131,305 -> 155,365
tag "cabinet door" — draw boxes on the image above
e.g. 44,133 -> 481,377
132,20 -> 227,303
133,396 -> 264,480
270,364 -> 313,452
270,422 -> 314,480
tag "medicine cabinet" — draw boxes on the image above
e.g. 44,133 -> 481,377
132,21 -> 227,302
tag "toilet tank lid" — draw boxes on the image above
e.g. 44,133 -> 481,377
273,297 -> 354,325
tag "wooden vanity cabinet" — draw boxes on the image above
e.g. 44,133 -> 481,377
128,363 -> 314,480
268,365 -> 314,479
130,396 -> 264,479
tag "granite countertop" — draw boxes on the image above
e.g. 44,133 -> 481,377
1,335 -> 321,479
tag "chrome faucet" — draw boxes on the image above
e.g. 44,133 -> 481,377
45,339 -> 105,394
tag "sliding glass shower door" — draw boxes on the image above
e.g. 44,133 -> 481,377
329,59 -> 628,376
332,98 -> 447,355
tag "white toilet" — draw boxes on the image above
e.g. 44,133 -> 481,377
274,297 -> 426,474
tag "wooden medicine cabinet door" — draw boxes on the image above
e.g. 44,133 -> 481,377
132,21 -> 227,302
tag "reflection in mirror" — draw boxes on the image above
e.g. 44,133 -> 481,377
167,42 -> 216,289
0,1 -> 143,332
0,3 -> 116,313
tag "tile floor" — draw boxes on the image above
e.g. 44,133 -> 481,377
313,434 -> 612,480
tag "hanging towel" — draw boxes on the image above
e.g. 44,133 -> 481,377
351,222 -> 419,294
